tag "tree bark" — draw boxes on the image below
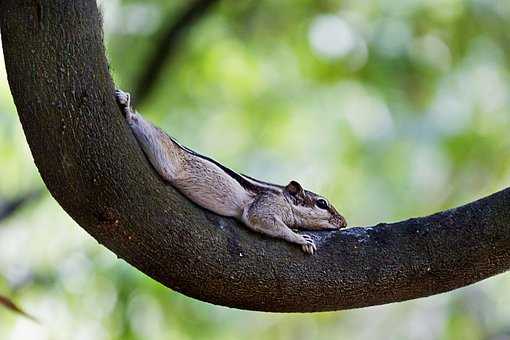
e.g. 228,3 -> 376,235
1,0 -> 509,312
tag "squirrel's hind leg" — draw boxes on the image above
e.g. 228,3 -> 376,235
115,88 -> 181,183
115,89 -> 132,116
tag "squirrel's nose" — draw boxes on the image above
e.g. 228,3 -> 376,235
336,215 -> 348,229
340,216 -> 348,228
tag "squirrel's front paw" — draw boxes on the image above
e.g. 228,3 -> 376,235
300,234 -> 317,255
115,89 -> 131,108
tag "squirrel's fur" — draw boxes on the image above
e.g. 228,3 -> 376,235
116,89 -> 347,254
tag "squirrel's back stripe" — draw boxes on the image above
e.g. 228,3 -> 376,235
168,134 -> 280,194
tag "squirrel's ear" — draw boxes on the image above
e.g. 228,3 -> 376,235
285,180 -> 304,197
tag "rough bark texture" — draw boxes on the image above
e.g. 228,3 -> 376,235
1,0 -> 509,312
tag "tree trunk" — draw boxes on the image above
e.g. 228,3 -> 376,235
1,0 -> 509,312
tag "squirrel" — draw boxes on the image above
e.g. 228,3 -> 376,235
115,89 -> 347,254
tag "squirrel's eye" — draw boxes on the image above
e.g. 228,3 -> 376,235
316,198 -> 328,210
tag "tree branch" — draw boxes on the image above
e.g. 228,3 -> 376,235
1,0 -> 509,312
132,0 -> 220,105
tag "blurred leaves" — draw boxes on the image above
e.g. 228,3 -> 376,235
0,190 -> 44,224
132,0 -> 220,105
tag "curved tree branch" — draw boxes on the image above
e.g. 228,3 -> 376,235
1,0 -> 509,312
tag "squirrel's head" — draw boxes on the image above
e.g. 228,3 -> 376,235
284,180 -> 347,230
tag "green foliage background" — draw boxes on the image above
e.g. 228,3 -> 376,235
1,0 -> 510,339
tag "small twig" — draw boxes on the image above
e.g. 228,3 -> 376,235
0,294 -> 38,322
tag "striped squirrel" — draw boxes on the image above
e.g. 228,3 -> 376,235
115,89 -> 347,254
